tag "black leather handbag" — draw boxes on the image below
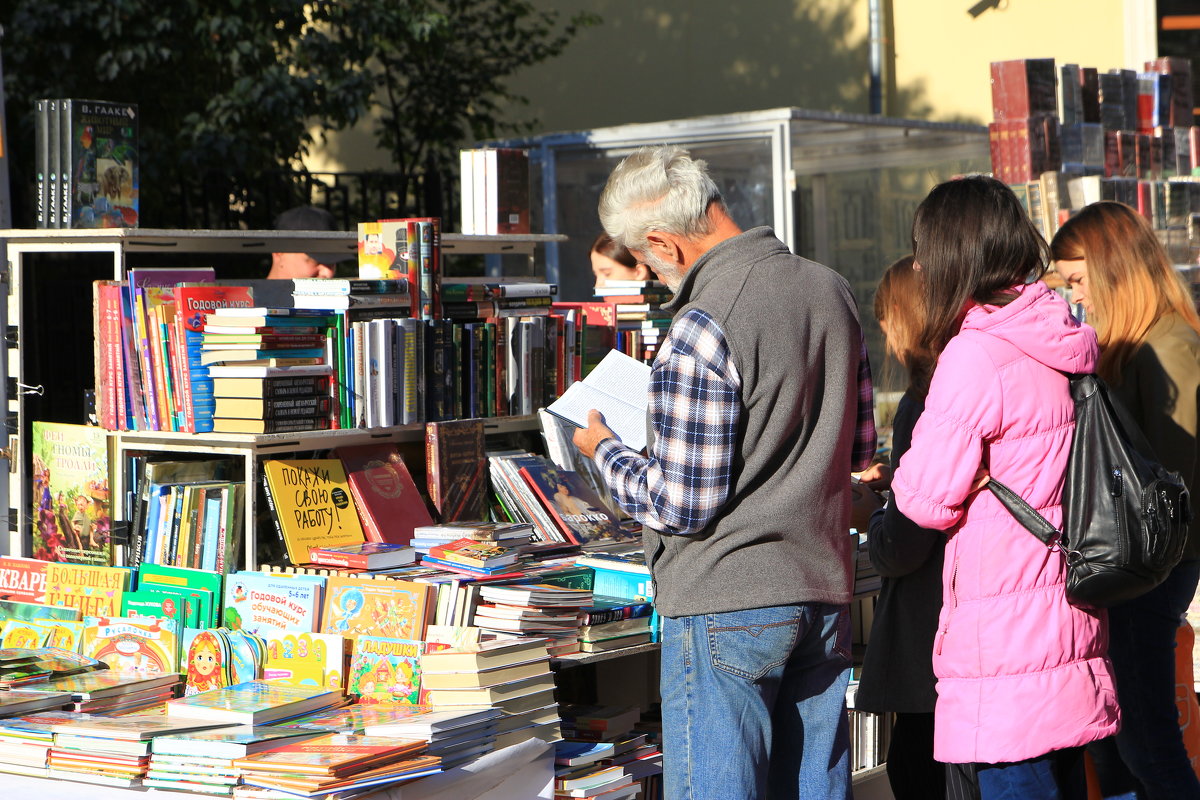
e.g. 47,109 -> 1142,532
987,373 -> 1191,608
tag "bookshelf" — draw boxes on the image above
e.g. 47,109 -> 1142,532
0,227 -> 565,559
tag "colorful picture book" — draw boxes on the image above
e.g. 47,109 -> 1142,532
165,681 -> 342,725
61,99 -> 139,228
150,725 -> 322,759
519,463 -> 633,548
320,577 -> 433,642
41,563 -> 128,619
0,557 -> 50,603
31,421 -> 112,566
262,459 -> 367,565
346,636 -> 424,705
137,563 -> 222,628
81,615 -> 179,674
334,443 -> 433,545
262,631 -> 345,692
222,572 -> 322,634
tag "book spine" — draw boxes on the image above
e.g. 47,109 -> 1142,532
406,220 -> 421,318
260,469 -> 289,565
49,99 -> 61,228
35,99 -> 48,228
307,550 -> 368,569
172,312 -> 194,433
401,319 -> 420,425
491,317 -> 508,417
93,282 -> 113,429
291,278 -> 410,295
58,98 -> 71,228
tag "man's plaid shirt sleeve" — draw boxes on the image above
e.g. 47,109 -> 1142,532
852,334 -> 878,472
593,308 -> 741,535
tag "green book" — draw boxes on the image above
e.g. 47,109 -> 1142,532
137,564 -> 222,628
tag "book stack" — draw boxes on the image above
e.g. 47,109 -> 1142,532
409,521 -> 536,557
356,217 -> 442,319
363,705 -> 504,768
235,732 -> 440,797
419,637 -> 560,750
846,679 -> 890,774
201,307 -> 338,434
988,56 -> 1200,262
45,714 -> 228,789
440,280 -> 556,323
45,670 -> 183,715
422,537 -> 524,577
145,725 -> 323,795
165,681 -> 345,726
0,688 -> 73,719
518,461 -> 639,551
575,552 -> 659,643
553,739 -> 646,800
592,279 -> 673,364
593,732 -> 664,798
473,583 -> 592,657
0,711 -> 79,777
458,148 -> 531,236
558,703 -> 644,744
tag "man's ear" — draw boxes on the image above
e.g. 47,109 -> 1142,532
645,232 -> 683,265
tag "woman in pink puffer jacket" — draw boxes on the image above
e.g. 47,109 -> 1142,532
891,176 -> 1119,799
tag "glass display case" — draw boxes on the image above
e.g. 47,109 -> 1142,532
500,107 -> 990,394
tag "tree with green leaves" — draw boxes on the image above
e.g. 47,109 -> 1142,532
0,0 -> 592,228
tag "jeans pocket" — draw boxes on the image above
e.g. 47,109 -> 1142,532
705,606 -> 802,681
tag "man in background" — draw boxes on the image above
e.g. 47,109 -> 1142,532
268,205 -> 351,279
573,145 -> 875,799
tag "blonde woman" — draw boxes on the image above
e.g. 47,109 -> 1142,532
1052,201 -> 1200,800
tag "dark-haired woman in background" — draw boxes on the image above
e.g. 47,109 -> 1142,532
1052,201 -> 1200,800
891,175 -> 1117,799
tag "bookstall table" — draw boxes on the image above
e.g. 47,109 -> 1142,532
0,737 -> 554,799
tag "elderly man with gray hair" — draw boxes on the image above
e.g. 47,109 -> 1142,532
573,146 -> 876,799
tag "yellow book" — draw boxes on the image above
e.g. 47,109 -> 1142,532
261,459 -> 366,566
43,562 -> 128,618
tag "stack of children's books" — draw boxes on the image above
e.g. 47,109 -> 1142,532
165,681 -> 345,726
419,636 -> 560,749
0,710 -> 79,777
362,705 -> 503,768
473,583 -> 592,656
234,731 -> 440,797
45,714 -> 229,788
145,725 -> 325,795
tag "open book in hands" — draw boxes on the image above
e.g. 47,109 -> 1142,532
546,349 -> 652,452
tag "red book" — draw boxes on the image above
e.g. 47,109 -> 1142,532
94,281 -> 124,430
307,542 -> 417,570
427,538 -> 519,570
424,419 -> 487,523
0,556 -> 49,603
171,284 -> 256,432
334,443 -> 433,545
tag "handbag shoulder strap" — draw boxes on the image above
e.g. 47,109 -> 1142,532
986,479 -> 1060,549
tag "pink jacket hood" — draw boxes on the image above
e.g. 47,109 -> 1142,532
891,280 -> 1115,764
959,280 -> 1097,377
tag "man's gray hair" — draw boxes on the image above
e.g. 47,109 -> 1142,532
598,145 -> 723,254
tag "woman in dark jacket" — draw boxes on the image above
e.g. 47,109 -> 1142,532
856,256 -> 976,800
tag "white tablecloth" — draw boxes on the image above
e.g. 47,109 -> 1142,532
0,738 -> 555,800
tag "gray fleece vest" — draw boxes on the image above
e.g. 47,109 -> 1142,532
647,227 -> 864,617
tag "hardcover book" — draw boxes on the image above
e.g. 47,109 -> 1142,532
424,418 -> 487,522
307,542 -> 417,570
42,562 -> 128,619
62,98 -> 138,228
519,463 -> 633,548
46,669 -> 181,699
426,538 -> 519,570
262,631 -> 345,691
335,443 -> 433,546
261,459 -> 367,566
150,725 -> 320,759
319,576 -> 433,642
346,636 -> 425,705
165,681 -> 342,725
81,615 -> 179,673
31,421 -> 112,566
222,572 -> 322,634
0,557 -> 49,603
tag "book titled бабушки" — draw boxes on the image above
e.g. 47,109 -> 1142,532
545,349 -> 651,452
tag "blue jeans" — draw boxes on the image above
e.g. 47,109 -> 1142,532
659,603 -> 852,800
976,747 -> 1086,800
1089,559 -> 1200,800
